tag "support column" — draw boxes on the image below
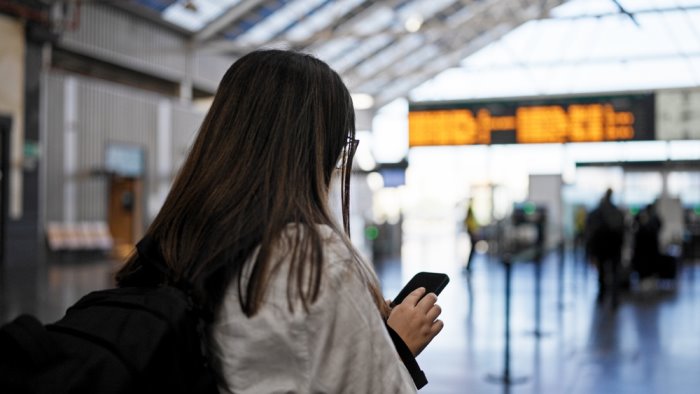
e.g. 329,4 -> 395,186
180,43 -> 194,102
5,21 -> 48,267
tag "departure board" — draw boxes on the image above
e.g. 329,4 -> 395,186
408,94 -> 655,147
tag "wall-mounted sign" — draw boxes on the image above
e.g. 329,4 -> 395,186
105,143 -> 145,177
656,88 -> 700,140
376,160 -> 408,188
409,94 -> 655,147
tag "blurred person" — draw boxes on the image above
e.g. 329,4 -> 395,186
463,198 -> 479,271
574,205 -> 588,258
632,203 -> 662,285
116,50 -> 442,393
586,189 -> 625,305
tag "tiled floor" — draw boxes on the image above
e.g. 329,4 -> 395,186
393,253 -> 700,394
2,234 -> 699,393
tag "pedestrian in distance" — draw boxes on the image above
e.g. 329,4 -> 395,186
632,202 -> 663,287
586,188 -> 625,307
464,198 -> 479,272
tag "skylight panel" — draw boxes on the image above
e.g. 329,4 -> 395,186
396,0 -> 456,22
285,0 -> 364,42
163,0 -> 241,31
331,34 -> 393,74
551,0 -> 617,18
552,0 -> 700,18
312,37 -> 357,63
405,0 -> 700,105
392,44 -> 441,76
234,0 -> 326,45
356,34 -> 423,77
352,6 -> 394,36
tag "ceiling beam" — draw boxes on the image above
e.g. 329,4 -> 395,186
552,3 -> 700,20
294,0 -> 378,49
198,28 -> 416,55
373,24 -> 516,107
342,0 -> 509,90
194,0 -> 268,42
326,0 -> 464,75
365,0 -> 567,107
197,0 -> 388,55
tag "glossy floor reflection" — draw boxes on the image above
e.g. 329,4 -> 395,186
390,255 -> 699,394
376,226 -> 700,394
2,241 -> 699,393
1,253 -> 115,324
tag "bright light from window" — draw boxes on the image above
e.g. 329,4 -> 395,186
404,14 -> 423,33
352,93 -> 375,110
366,172 -> 385,191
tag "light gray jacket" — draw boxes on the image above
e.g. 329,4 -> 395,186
209,224 -> 416,393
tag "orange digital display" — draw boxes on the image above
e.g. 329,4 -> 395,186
408,95 -> 654,147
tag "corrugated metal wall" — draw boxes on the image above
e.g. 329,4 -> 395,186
58,2 -> 234,92
44,75 -> 65,223
194,53 -> 234,92
60,3 -> 187,81
171,104 -> 202,171
43,71 -> 204,226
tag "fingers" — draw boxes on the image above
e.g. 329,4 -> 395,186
386,290 -> 445,357
426,303 -> 442,322
416,292 -> 438,313
431,319 -> 444,336
402,287 -> 426,306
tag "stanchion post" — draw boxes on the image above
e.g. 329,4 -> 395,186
557,241 -> 566,310
527,250 -> 551,339
504,254 -> 512,379
487,253 -> 527,386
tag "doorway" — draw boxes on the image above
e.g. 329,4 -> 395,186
108,176 -> 143,258
105,143 -> 145,258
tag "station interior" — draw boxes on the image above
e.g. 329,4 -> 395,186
1,0 -> 700,393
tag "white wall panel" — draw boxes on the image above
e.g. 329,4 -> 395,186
171,104 -> 203,172
60,3 -> 187,82
657,87 -> 700,140
0,15 -> 25,219
194,53 -> 234,92
45,74 -> 65,223
43,71 -> 204,228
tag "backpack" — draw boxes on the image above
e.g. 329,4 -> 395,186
586,202 -> 625,257
0,241 -> 219,394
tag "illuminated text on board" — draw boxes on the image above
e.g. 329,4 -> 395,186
408,104 -> 637,146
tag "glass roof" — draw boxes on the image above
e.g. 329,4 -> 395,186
236,0 -> 335,44
132,0 -> 700,107
155,0 -> 241,31
411,0 -> 700,101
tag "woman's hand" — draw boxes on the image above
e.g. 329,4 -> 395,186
386,287 -> 444,357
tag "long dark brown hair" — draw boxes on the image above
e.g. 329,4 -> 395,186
116,50 -> 387,319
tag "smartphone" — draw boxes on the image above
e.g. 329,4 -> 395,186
390,272 -> 450,307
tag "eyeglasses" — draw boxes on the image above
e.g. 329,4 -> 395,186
336,137 -> 359,169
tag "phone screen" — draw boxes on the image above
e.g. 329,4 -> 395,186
390,272 -> 450,307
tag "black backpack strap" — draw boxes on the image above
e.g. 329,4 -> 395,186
1,314 -> 60,368
118,235 -> 171,289
134,236 -> 218,386
135,235 -> 197,293
134,235 -> 173,283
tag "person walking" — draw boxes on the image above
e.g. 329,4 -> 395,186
586,189 -> 625,307
632,203 -> 662,285
464,199 -> 479,272
116,50 -> 442,393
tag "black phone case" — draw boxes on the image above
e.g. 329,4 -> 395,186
391,272 -> 449,307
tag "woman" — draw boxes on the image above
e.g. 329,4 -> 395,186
117,50 -> 443,393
